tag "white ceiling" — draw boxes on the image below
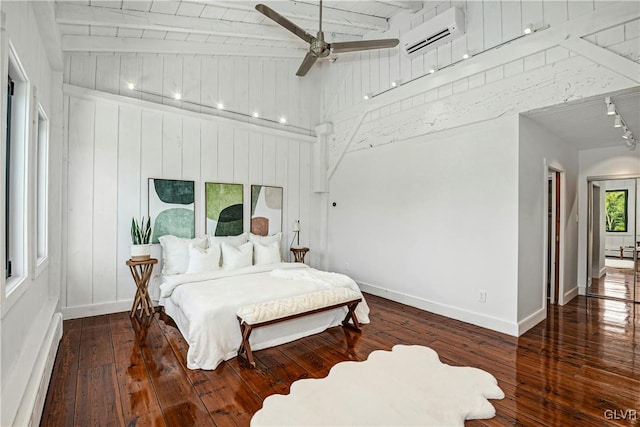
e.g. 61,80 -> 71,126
55,1 -> 418,55
523,87 -> 640,151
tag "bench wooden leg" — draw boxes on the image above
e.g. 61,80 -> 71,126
237,321 -> 256,368
342,302 -> 361,332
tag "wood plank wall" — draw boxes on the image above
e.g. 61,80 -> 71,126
320,0 -> 620,118
63,90 -> 314,315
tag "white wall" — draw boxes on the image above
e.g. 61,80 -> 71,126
0,2 -> 63,426
321,1 -> 638,336
517,116 -> 579,329
578,146 -> 640,293
62,55 -> 320,318
329,116 -> 521,334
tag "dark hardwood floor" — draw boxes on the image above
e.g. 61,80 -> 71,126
41,294 -> 640,426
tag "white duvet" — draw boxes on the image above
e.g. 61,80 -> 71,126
159,262 -> 370,370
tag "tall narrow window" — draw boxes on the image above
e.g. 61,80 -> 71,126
605,190 -> 628,232
36,106 -> 48,265
5,47 -> 29,290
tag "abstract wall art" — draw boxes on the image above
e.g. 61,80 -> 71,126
148,178 -> 195,243
205,182 -> 244,236
250,185 -> 283,236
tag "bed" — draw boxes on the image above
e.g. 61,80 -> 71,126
159,262 -> 370,370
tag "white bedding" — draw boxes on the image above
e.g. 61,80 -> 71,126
159,262 -> 370,370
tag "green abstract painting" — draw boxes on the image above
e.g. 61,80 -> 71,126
205,182 -> 243,236
148,178 -> 195,243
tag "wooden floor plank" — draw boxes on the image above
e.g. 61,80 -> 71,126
41,295 -> 640,426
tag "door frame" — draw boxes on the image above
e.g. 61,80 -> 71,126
544,164 -> 565,306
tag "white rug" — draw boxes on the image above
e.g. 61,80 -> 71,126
251,345 -> 504,426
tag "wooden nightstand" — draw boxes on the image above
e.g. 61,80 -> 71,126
126,258 -> 158,318
290,247 -> 309,263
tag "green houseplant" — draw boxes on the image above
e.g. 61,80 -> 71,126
130,216 -> 152,260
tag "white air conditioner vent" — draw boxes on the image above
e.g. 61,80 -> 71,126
402,7 -> 465,58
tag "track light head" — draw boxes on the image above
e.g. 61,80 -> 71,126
614,115 -> 622,128
623,129 -> 633,140
605,96 -> 616,115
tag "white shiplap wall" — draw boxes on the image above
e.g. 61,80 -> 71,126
320,0 -> 627,119
65,54 -> 319,132
63,54 -> 318,316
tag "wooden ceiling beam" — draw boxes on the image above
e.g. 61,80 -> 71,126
62,35 -> 307,57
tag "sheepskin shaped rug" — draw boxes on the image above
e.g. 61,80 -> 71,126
251,345 -> 504,426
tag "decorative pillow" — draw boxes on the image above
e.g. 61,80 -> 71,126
221,242 -> 253,270
249,232 -> 282,245
158,235 -> 208,275
185,243 -> 221,274
253,241 -> 282,266
210,232 -> 249,248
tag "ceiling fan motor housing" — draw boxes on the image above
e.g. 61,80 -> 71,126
312,32 -> 330,57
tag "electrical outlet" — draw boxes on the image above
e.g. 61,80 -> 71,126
479,290 -> 487,303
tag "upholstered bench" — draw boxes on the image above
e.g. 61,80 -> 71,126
236,287 -> 362,368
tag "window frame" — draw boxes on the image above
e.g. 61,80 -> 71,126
2,41 -> 31,316
604,189 -> 629,233
32,101 -> 49,278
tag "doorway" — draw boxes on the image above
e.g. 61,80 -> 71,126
547,170 -> 561,304
587,176 -> 639,303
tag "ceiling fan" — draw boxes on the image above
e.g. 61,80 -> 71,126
255,1 -> 399,76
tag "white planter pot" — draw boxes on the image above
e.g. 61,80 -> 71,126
130,244 -> 151,261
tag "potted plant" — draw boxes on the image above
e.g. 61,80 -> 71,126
130,216 -> 152,261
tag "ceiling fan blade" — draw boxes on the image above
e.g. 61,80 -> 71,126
330,39 -> 399,54
255,4 -> 314,44
296,51 -> 318,77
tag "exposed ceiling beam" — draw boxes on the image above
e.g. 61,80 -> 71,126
62,35 -> 307,57
31,1 -> 64,70
205,1 -> 389,32
376,1 -> 424,12
560,37 -> 640,83
56,4 -> 364,42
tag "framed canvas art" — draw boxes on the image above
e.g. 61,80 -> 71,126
250,185 -> 283,236
148,178 -> 195,243
205,182 -> 244,236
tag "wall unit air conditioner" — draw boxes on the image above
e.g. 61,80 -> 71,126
402,7 -> 465,58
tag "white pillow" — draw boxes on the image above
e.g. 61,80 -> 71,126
185,244 -> 221,274
253,241 -> 282,266
249,232 -> 282,245
159,235 -> 208,275
210,232 -> 248,248
221,242 -> 253,270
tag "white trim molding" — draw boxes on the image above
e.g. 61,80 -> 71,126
61,299 -> 134,320
517,306 -> 547,336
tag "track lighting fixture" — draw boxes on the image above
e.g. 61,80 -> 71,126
614,115 -> 622,128
252,112 -> 259,118
127,82 -> 135,90
605,96 -> 616,115
174,93 -> 182,100
217,102 -> 224,109
623,129 -> 633,140
391,80 -> 399,88
462,52 -> 470,60
428,66 -> 437,74
523,24 -> 533,34
363,93 -> 372,100
279,117 -> 287,124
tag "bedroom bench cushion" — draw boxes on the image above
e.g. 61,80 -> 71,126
237,287 -> 362,367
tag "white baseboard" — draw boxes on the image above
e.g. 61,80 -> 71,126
517,306 -> 546,336
1,302 -> 62,427
562,286 -> 579,305
62,299 -> 133,319
357,281 -> 519,336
